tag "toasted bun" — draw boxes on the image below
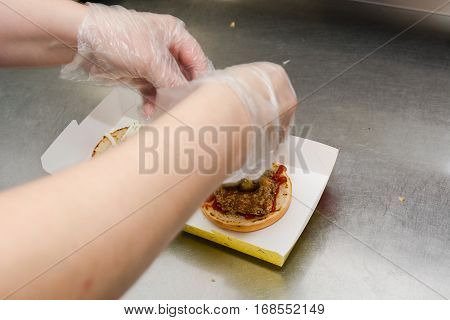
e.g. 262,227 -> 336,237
91,127 -> 128,158
201,164 -> 292,232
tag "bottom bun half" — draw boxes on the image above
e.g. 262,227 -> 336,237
201,173 -> 292,233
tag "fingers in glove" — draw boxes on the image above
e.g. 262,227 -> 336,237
170,30 -> 213,81
135,81 -> 157,117
147,47 -> 188,89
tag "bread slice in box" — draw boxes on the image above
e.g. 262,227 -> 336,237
202,163 -> 292,232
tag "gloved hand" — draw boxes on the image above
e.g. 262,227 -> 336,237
219,62 -> 297,181
60,2 -> 212,115
155,62 -> 297,181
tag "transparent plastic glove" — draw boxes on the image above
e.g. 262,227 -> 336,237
60,2 -> 212,115
218,63 -> 297,182
155,62 -> 297,182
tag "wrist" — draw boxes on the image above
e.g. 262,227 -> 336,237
137,83 -> 252,178
61,1 -> 88,46
190,83 -> 253,174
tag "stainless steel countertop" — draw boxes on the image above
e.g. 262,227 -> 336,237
0,0 -> 449,299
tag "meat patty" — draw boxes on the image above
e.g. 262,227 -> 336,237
214,170 -> 277,216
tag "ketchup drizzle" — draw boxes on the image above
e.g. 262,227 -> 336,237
212,200 -> 223,212
244,213 -> 257,220
206,194 -> 216,203
271,165 -> 287,212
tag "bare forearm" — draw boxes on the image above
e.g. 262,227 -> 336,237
0,83 -> 248,299
0,0 -> 87,66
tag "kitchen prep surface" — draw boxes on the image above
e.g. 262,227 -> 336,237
0,0 -> 449,299
41,87 -> 338,267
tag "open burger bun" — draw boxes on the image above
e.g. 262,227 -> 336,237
92,122 -> 141,158
91,127 -> 129,158
201,164 -> 292,232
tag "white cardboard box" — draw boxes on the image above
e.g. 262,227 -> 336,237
41,87 -> 338,266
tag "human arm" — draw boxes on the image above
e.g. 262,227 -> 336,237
0,0 -> 86,66
0,63 -> 297,299
0,0 -> 211,113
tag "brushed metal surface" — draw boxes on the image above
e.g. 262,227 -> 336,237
0,0 -> 448,299
352,1 -> 450,16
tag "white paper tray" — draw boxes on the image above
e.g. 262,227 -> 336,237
41,87 -> 338,266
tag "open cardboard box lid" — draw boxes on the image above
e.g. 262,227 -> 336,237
41,87 -> 338,266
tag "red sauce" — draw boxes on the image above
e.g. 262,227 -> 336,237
271,165 -> 287,212
212,200 -> 223,212
271,188 -> 278,212
206,194 -> 216,203
274,175 -> 287,184
274,164 -> 286,178
244,213 -> 257,220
